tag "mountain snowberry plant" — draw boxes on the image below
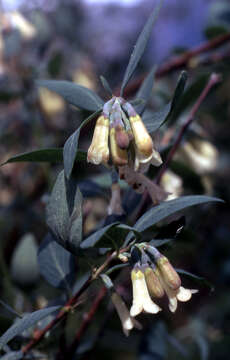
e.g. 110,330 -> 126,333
0,1 -> 223,359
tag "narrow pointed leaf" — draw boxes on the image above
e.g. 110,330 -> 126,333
1,149 -> 86,165
120,1 -> 163,95
0,306 -> 60,349
63,110 -> 101,179
38,233 -> 76,290
133,195 -> 223,233
46,171 -> 83,254
100,76 -> 113,97
142,70 -> 188,133
36,80 -> 104,111
134,65 -> 157,114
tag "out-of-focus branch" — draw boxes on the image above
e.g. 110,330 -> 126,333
66,287 -> 107,358
155,73 -> 221,184
121,32 -> 230,97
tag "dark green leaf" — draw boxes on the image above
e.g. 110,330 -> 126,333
63,110 -> 101,179
134,65 -> 157,114
142,70 -> 187,133
80,223 -> 119,250
1,148 -> 86,166
36,80 -> 104,111
142,104 -> 171,133
0,306 -> 60,349
46,171 -> 83,254
133,195 -> 223,234
204,25 -> 228,40
176,269 -> 214,290
38,233 -> 76,291
120,1 -> 163,95
100,76 -> 113,97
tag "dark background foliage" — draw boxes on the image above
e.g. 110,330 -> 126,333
0,0 -> 230,359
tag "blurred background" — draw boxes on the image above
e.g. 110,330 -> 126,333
0,0 -> 230,359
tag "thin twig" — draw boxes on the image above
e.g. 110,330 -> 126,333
155,73 -> 221,184
121,32 -> 230,97
66,287 -> 107,357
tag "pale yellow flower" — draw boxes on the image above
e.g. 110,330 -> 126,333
111,292 -> 137,336
87,115 -> 109,165
130,268 -> 161,317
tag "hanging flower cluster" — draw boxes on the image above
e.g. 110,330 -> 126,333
130,245 -> 198,316
107,245 -> 198,336
87,97 -> 162,173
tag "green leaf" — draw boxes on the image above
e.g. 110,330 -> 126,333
142,70 -> 187,133
120,1 -> 163,96
36,80 -> 104,112
133,195 -> 223,234
176,269 -> 214,291
63,110 -> 101,179
0,300 -> 22,319
38,233 -> 76,291
47,171 -> 83,254
134,65 -> 157,115
80,222 -> 119,250
1,148 -> 86,166
204,25 -> 229,40
100,75 -> 113,97
0,306 -> 60,349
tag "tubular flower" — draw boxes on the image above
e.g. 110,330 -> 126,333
122,102 -> 162,172
87,114 -> 109,165
111,292 -> 137,336
130,267 -> 161,317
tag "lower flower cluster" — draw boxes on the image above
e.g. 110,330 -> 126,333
111,245 -> 198,336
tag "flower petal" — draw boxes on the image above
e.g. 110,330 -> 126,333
177,287 -> 198,302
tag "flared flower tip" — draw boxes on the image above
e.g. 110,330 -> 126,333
87,115 -> 109,165
130,269 -> 161,317
177,287 -> 198,302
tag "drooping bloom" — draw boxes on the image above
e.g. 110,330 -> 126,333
145,245 -> 198,312
130,267 -> 161,317
111,292 -> 137,336
87,114 -> 110,165
122,102 -> 162,172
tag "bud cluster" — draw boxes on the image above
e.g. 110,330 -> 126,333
87,97 -> 162,173
130,245 -> 198,316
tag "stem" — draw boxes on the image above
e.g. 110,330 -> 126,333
155,73 -> 221,184
66,287 -> 107,357
119,32 -> 229,97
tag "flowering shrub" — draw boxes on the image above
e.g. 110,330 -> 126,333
0,1 -> 225,359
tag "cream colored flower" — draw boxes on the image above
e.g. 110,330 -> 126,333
163,283 -> 198,313
87,115 -> 109,165
130,268 -> 161,317
111,292 -> 137,336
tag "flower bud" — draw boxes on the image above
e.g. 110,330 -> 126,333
156,256 -> 181,290
144,267 -> 164,298
115,125 -> 130,149
87,115 -> 109,165
110,127 -> 128,166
